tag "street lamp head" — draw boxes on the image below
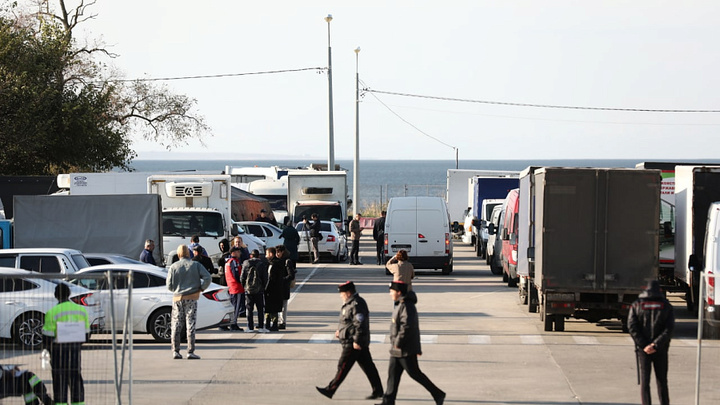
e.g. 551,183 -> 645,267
354,47 -> 361,54
325,14 -> 333,23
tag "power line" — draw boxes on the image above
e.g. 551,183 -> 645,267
362,88 -> 720,113
111,67 -> 327,82
361,79 -> 455,151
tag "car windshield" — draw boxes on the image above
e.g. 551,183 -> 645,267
73,254 -> 91,269
293,206 -> 343,224
163,212 -> 224,237
295,221 -> 334,232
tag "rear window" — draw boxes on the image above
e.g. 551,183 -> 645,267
295,221 -> 333,232
0,255 -> 16,268
19,255 -> 62,273
72,254 -> 91,270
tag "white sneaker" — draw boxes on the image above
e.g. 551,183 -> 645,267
244,328 -> 256,333
257,328 -> 270,333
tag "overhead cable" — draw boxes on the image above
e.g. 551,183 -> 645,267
362,88 -> 720,113
111,67 -> 327,82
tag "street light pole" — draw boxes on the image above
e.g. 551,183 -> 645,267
325,14 -> 335,172
353,47 -> 361,216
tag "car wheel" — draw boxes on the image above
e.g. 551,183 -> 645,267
148,307 -> 172,343
14,312 -> 44,349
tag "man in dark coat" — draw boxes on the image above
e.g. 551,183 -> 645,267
279,216 -> 300,261
264,247 -> 285,331
628,280 -> 675,405
373,211 -> 386,265
317,281 -> 383,400
377,281 -> 445,405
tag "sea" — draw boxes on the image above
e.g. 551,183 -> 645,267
129,158 -> 720,212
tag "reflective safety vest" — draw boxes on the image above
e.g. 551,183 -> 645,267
41,301 -> 90,338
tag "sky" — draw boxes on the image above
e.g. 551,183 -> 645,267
65,1 -> 720,161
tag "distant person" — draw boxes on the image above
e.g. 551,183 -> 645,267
139,239 -> 157,266
255,209 -> 278,226
373,211 -> 387,265
276,245 -> 296,330
241,249 -> 269,333
316,281 -> 383,400
192,245 -> 216,274
42,283 -> 89,405
188,235 -> 208,258
377,281 -> 445,405
216,238 -> 231,286
386,250 -> 414,290
279,216 -> 301,261
628,280 -> 674,405
264,247 -> 285,331
305,213 -> 322,264
349,213 -> 363,265
166,245 -> 212,360
222,247 -> 245,331
0,364 -> 53,404
232,236 -> 250,263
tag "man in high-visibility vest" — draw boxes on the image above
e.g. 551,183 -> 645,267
42,283 -> 89,405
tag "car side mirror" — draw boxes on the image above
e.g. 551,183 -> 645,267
527,247 -> 535,261
231,223 -> 239,237
487,223 -> 495,235
502,228 -> 509,240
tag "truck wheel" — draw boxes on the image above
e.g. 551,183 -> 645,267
528,285 -> 539,313
502,272 -> 508,282
441,264 -> 452,275
490,260 -> 502,275
508,277 -> 518,288
555,316 -> 565,332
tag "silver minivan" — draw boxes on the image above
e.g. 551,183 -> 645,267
384,196 -> 453,274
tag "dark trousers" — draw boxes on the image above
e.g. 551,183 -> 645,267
230,292 -> 246,326
51,345 -> 84,405
0,370 -> 52,405
638,349 -> 670,405
245,292 -> 265,330
382,355 -> 443,405
325,344 -> 383,395
351,239 -> 360,263
375,238 -> 385,264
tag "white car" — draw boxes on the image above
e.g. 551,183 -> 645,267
232,223 -> 266,254
295,220 -> 348,263
235,221 -> 284,249
72,264 -> 234,342
0,267 -> 105,348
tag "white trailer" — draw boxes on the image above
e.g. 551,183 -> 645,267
287,171 -> 348,231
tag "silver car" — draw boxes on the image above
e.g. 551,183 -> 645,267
295,220 -> 348,263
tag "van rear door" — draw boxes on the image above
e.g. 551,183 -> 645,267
416,199 -> 447,258
387,200 -> 418,255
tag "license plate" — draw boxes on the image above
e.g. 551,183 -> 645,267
391,245 -> 411,252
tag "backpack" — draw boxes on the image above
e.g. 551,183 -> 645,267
246,264 -> 262,294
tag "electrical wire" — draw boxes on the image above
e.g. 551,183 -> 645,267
362,88 -> 720,113
110,67 -> 327,82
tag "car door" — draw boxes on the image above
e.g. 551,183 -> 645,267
245,224 -> 269,245
416,207 -> 446,258
0,278 -> 27,338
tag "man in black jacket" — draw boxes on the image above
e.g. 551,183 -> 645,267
373,211 -> 386,265
628,280 -> 674,405
317,281 -> 383,400
377,281 -> 445,405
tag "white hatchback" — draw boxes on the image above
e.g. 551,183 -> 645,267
72,264 -> 234,342
0,267 -> 105,348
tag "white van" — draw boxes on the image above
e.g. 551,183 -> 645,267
700,202 -> 720,337
384,196 -> 453,274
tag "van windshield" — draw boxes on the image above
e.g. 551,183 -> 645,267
293,206 -> 343,225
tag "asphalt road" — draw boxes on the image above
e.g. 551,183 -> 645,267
4,236 -> 720,405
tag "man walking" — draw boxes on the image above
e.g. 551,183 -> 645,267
166,245 -> 212,360
42,283 -> 89,405
628,280 -> 674,405
349,213 -> 363,265
377,281 -> 445,405
317,281 -> 383,400
373,211 -> 386,265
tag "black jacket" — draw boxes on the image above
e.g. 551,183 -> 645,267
241,258 -> 268,294
389,290 -> 421,357
628,285 -> 675,351
373,216 -> 386,241
337,293 -> 372,348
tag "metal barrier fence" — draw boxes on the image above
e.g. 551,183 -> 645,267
695,271 -> 720,405
359,184 -> 445,211
0,271 -> 135,405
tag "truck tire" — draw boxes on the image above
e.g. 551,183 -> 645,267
502,271 -> 509,283
528,285 -> 539,313
544,314 -> 553,332
490,259 -> 502,275
554,316 -> 565,332
508,277 -> 518,288
441,264 -> 452,275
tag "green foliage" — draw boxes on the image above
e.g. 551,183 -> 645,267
0,1 -> 207,175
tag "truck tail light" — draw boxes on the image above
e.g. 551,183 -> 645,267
550,302 -> 575,309
445,233 -> 450,255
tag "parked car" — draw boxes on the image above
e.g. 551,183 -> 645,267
231,223 -> 266,254
0,267 -> 105,348
295,220 -> 348,262
72,264 -> 234,342
84,253 -> 157,267
0,248 -> 91,274
235,221 -> 284,249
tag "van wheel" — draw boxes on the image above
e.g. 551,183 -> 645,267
442,264 -> 452,275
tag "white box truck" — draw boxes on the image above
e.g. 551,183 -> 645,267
286,171 -> 348,231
